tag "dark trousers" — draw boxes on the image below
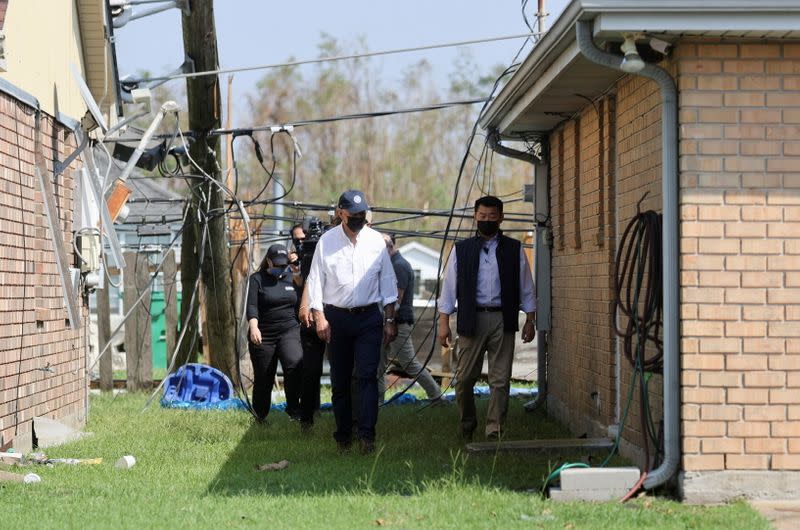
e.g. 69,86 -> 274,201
249,324 -> 303,421
300,327 -> 326,424
326,305 -> 383,443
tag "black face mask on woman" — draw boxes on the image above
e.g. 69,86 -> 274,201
477,220 -> 499,237
267,267 -> 287,279
346,216 -> 366,233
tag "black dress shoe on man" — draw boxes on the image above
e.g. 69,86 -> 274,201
358,438 -> 375,455
337,440 -> 352,454
458,428 -> 474,442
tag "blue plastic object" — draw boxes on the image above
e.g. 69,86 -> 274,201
162,363 -> 234,404
160,397 -> 248,411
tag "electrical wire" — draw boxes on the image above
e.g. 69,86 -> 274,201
108,26 -> 537,417
366,31 -> 537,407
107,98 -> 489,143
86,207 -> 189,375
128,32 -> 540,84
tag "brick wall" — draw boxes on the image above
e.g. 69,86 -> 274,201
547,94 -> 620,439
614,74 -> 665,461
678,41 -> 800,472
0,90 -> 87,450
548,72 -> 667,463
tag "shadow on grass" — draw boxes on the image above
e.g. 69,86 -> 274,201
206,397 -> 611,497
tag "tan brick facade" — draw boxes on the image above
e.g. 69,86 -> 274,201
547,74 -> 666,463
546,40 -> 799,476
548,101 -> 618,437
0,90 -> 87,450
678,40 -> 800,473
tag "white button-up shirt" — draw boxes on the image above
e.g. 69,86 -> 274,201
438,236 -> 536,314
306,224 -> 398,311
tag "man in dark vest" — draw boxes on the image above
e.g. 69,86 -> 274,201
437,195 -> 536,441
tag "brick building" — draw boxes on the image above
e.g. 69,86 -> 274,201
481,0 -> 800,502
0,1 -> 116,451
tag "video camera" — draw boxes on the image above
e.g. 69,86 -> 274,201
295,216 -> 328,278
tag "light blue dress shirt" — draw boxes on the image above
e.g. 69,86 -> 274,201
438,235 -> 536,315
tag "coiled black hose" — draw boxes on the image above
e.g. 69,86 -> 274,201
613,203 -> 664,469
613,208 -> 664,373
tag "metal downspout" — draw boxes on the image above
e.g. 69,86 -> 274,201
487,132 -> 550,412
576,20 -> 679,489
527,152 -> 551,411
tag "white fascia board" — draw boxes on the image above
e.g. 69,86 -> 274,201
593,11 -> 800,37
497,41 -> 581,135
479,0 -> 584,131
580,0 -> 800,13
481,0 -> 800,134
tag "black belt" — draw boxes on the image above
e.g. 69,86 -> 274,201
324,303 -> 379,314
476,306 -> 503,312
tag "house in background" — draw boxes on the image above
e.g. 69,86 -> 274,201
0,0 -> 117,451
481,0 -> 800,502
396,241 -> 440,303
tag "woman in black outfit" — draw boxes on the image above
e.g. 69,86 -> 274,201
246,244 -> 303,421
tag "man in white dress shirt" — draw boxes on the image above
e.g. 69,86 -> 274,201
306,190 -> 398,454
438,195 -> 536,441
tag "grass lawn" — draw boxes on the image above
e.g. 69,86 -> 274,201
0,392 -> 767,529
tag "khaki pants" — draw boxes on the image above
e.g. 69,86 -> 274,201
378,323 -> 441,401
455,312 -> 515,437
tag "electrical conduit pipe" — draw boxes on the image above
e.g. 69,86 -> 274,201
575,20 -> 679,490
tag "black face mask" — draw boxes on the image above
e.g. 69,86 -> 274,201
267,267 -> 287,279
346,216 -> 366,233
292,238 -> 303,251
477,220 -> 499,237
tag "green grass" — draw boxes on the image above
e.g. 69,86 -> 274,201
0,393 -> 768,529
111,368 -> 169,381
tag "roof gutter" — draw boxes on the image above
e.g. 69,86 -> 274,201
479,0 -> 584,131
576,19 -> 680,490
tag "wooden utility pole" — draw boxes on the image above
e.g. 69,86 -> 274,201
162,249 -> 179,364
179,0 -> 238,383
97,272 -> 113,392
123,252 -> 152,391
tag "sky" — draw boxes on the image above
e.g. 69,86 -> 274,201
114,0 -> 571,124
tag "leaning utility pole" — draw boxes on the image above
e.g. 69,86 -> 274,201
178,0 -> 238,383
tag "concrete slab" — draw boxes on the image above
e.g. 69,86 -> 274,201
680,471 -> 800,504
749,500 -> 800,530
560,467 -> 641,491
466,437 -> 613,455
33,417 -> 90,448
549,486 -> 630,502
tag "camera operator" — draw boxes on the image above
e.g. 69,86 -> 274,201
292,221 -> 328,432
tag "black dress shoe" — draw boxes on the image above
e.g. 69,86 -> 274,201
337,440 -> 352,454
358,439 -> 375,455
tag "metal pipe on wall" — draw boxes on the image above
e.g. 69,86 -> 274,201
575,20 -> 679,490
485,134 -> 550,412
525,155 -> 551,412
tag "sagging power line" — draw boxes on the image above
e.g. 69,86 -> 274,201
125,32 -> 540,85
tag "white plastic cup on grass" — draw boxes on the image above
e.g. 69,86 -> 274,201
115,455 -> 136,469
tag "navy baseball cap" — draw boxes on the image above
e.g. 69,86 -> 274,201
267,244 -> 289,266
338,189 -> 369,214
